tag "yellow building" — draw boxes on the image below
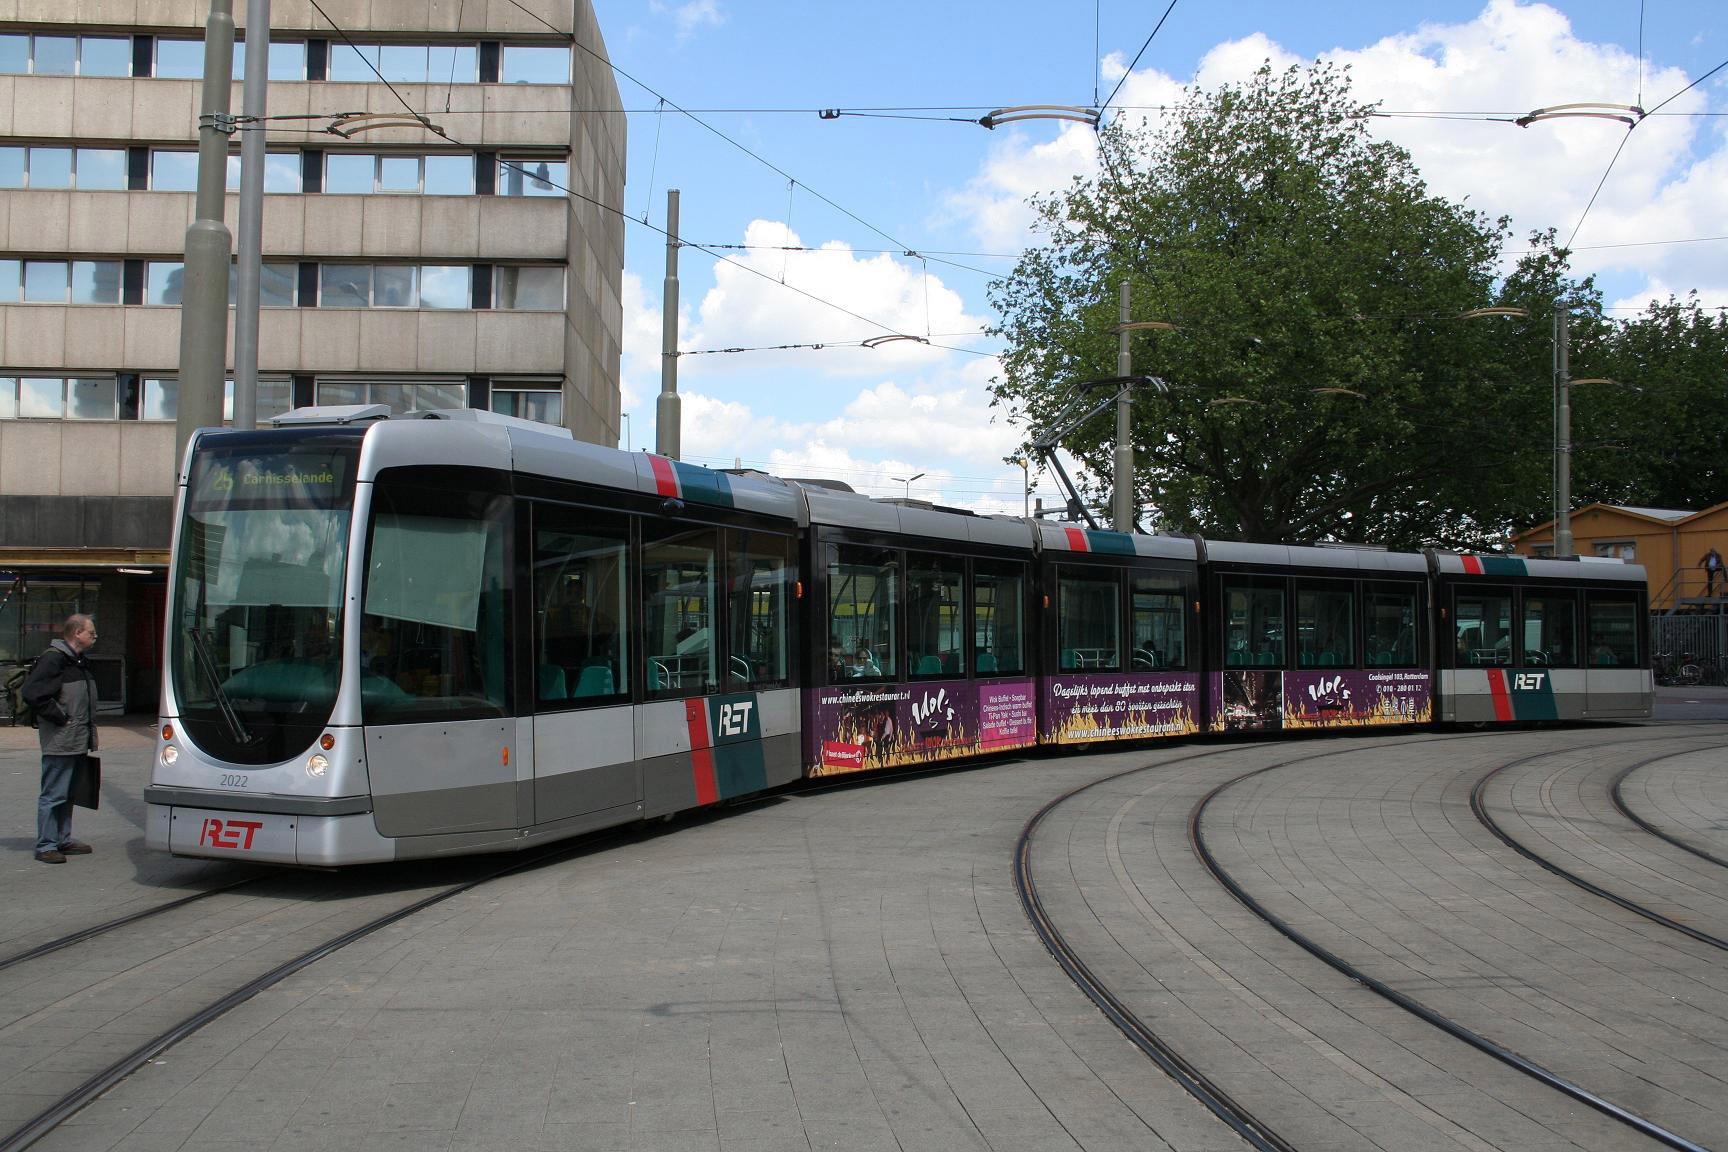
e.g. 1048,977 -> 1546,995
1511,502 -> 1728,613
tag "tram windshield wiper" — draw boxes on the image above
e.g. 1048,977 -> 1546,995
187,624 -> 255,747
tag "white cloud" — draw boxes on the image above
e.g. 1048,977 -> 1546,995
671,379 -> 1032,515
945,0 -> 1725,305
687,219 -> 991,375
648,0 -> 725,40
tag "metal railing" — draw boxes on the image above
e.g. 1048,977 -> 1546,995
1651,613 -> 1728,685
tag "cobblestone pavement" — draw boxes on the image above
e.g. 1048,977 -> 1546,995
0,702 -> 1722,1151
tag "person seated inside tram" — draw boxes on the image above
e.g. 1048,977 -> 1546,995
848,646 -> 881,678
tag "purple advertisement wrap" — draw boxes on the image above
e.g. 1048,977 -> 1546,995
1211,669 -> 1432,732
805,678 -> 1037,776
1041,673 -> 1200,744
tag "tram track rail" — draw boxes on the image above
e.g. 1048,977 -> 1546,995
1,759 -> 1025,1152
1015,743 -> 1301,1152
0,875 -> 263,974
0,834 -> 637,1152
1471,740 -> 1728,954
1611,751 -> 1728,870
1190,729 -> 1715,1152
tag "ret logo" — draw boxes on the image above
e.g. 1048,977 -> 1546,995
1512,672 -> 1546,691
718,700 -> 754,737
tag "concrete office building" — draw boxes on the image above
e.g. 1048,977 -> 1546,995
0,0 -> 626,713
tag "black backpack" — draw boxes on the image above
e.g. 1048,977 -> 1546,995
4,660 -> 35,728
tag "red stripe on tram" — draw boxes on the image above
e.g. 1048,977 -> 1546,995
1462,555 -> 1484,575
685,699 -> 719,805
1063,527 -> 1089,552
1486,668 -> 1514,722
648,455 -> 680,498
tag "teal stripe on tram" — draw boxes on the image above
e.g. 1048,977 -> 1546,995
1479,556 -> 1527,577
672,461 -> 735,508
1084,530 -> 1138,556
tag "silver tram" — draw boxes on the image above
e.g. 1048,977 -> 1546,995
145,406 -> 1652,866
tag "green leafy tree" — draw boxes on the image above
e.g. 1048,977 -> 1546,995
1571,293 -> 1728,513
991,62 -> 1558,549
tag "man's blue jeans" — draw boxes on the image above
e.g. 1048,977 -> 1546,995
37,754 -> 81,854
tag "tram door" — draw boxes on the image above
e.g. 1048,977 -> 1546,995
361,478 -> 520,837
527,504 -> 640,825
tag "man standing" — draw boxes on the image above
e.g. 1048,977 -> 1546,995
21,614 -> 99,864
1704,546 -> 1723,597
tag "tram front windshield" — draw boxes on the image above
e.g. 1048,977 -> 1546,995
170,433 -> 360,765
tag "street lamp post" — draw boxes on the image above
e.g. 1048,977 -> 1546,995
891,472 -> 925,500
619,412 -> 631,452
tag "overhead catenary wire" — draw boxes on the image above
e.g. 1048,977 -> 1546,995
1099,0 -> 1180,114
296,0 -> 974,356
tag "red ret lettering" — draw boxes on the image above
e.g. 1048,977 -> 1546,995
200,817 -> 263,850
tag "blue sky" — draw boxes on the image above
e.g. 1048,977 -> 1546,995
588,1 -> 1725,513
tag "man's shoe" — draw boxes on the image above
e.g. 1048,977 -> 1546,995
34,850 -> 66,864
59,841 -> 93,855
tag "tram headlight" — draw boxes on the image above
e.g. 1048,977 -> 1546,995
160,745 -> 179,766
305,753 -> 329,778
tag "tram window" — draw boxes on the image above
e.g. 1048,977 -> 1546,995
1058,569 -> 1121,671
361,482 -> 510,722
908,554 -> 964,678
1131,573 -> 1185,670
1223,582 -> 1284,667
1586,596 -> 1639,667
1521,592 -> 1577,667
974,561 -> 1025,676
828,546 -> 897,681
1454,588 -> 1512,666
531,504 -> 628,706
729,530 -> 792,688
1364,584 -> 1419,667
642,525 -> 718,698
1296,582 -> 1354,668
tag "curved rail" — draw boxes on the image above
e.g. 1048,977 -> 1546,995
1471,743 -> 1728,953
1610,752 -> 1728,870
1014,747 -> 1299,1152
0,876 -> 261,973
1192,748 -> 1710,1152
0,836 -> 620,1152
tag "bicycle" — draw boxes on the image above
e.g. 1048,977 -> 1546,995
1653,651 -> 1702,687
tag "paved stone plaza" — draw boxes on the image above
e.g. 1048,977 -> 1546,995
2,696 -> 1725,1151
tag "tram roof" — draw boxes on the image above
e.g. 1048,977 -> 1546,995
1430,551 -> 1647,583
335,411 -> 807,522
1204,539 -> 1428,574
796,483 -> 1035,549
1035,523 -> 1197,560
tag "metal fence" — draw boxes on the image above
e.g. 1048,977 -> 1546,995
1650,612 -> 1728,684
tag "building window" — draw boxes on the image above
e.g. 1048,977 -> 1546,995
500,45 -> 570,84
0,376 -> 117,419
0,34 -> 131,77
324,152 -> 475,196
317,264 -> 472,309
0,260 -> 122,304
497,157 -> 567,196
315,379 -> 468,414
1593,540 -> 1636,560
493,266 -> 565,310
489,380 -> 562,425
140,377 -> 292,422
0,146 -> 127,190
151,38 -> 303,81
151,150 -> 302,193
328,43 -> 478,84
